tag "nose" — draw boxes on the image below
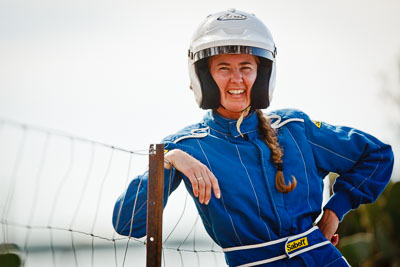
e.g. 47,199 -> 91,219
230,68 -> 243,84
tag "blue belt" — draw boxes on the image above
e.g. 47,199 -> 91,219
222,226 -> 331,267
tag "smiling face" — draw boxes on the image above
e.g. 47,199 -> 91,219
208,54 -> 258,119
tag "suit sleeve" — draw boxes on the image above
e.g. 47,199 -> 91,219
303,113 -> 394,221
112,141 -> 183,237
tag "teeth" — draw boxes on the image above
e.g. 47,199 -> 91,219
228,90 -> 244,95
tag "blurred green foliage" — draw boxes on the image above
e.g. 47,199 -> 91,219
0,244 -> 21,267
337,180 -> 400,267
0,253 -> 21,267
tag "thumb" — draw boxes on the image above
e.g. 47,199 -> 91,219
331,234 -> 339,247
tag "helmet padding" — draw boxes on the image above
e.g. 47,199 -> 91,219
251,57 -> 273,109
196,58 -> 220,109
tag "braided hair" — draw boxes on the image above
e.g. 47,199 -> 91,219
255,109 -> 297,193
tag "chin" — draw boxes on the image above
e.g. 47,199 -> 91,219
231,105 -> 249,112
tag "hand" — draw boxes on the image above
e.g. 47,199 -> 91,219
317,209 -> 340,246
164,149 -> 221,205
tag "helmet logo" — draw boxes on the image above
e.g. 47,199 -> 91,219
217,13 -> 247,21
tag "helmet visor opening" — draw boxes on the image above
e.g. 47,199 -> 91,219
193,45 -> 275,63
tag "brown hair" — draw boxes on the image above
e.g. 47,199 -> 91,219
255,109 -> 297,193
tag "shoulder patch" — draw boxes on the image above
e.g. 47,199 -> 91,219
312,120 -> 321,128
162,123 -> 209,144
267,114 -> 304,129
173,126 -> 210,144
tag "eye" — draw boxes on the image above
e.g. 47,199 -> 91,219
219,66 -> 230,71
241,66 -> 253,71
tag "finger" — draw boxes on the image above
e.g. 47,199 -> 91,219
201,170 -> 212,205
197,174 -> 205,204
207,169 -> 220,199
187,171 -> 199,198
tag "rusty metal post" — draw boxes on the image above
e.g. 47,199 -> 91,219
146,144 -> 164,267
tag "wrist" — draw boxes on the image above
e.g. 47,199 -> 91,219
323,209 -> 340,225
326,209 -> 339,219
164,157 -> 172,170
164,149 -> 179,170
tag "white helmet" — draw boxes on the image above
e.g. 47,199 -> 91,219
188,8 -> 277,109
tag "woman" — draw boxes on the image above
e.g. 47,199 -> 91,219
113,9 -> 394,266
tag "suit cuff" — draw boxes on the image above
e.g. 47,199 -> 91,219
323,191 -> 354,222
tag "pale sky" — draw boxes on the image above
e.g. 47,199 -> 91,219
1,0 -> 400,151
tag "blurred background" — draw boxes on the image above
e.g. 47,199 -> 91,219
1,0 -> 399,266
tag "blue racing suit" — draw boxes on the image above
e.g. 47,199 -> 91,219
112,109 -> 394,266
